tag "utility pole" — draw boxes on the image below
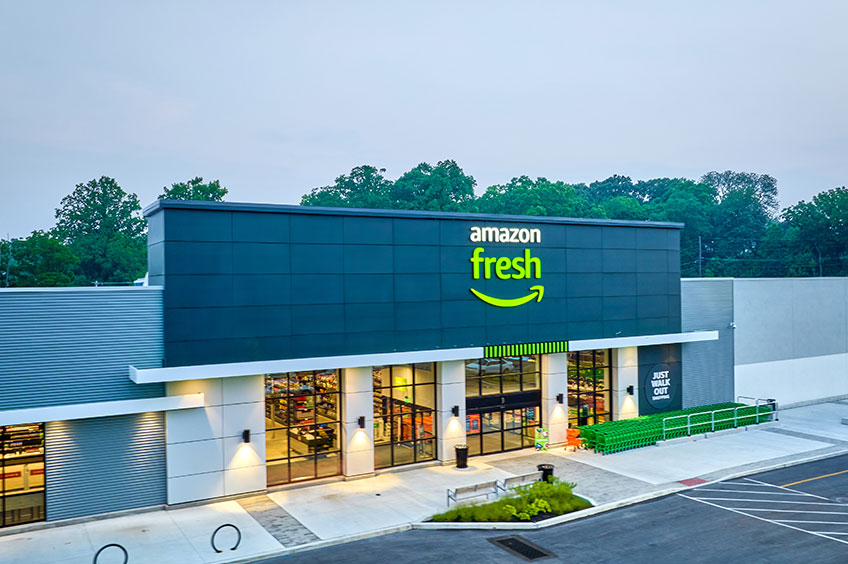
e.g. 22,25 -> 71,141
2,233 -> 9,288
698,235 -> 702,277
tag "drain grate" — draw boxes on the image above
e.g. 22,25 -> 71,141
487,535 -> 556,561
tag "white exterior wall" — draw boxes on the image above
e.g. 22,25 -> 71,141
735,354 -> 848,406
612,347 -> 639,420
436,360 -> 466,461
733,278 -> 848,406
342,366 -> 374,478
164,376 -> 265,505
541,354 -> 568,445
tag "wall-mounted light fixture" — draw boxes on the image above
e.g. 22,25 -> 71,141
242,429 -> 251,443
626,385 -> 634,396
357,416 -> 366,429
451,405 -> 460,417
556,393 -> 564,404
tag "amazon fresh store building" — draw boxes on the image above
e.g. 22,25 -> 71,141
0,201 -> 718,526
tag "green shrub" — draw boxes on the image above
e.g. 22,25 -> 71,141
431,477 -> 591,522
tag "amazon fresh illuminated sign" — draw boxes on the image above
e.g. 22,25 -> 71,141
468,226 -> 544,307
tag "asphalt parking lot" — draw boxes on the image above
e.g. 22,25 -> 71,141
261,453 -> 848,564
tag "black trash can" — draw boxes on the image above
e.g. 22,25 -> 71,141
455,444 -> 469,469
537,463 -> 555,482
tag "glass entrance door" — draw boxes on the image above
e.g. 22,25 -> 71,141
265,370 -> 342,485
465,405 -> 540,456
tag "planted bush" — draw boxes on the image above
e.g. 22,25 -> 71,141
431,478 -> 591,522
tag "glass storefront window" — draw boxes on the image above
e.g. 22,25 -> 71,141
464,355 -> 542,456
265,370 -> 342,485
1,423 -> 45,528
373,363 -> 437,469
465,355 -> 541,395
567,350 -> 612,427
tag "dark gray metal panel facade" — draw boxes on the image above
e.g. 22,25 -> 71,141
680,279 -> 734,408
45,413 -> 166,521
0,288 -> 164,410
637,344 -> 682,415
147,202 -> 683,368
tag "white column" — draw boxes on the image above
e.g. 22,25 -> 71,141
342,366 -> 374,478
164,375 -> 266,505
436,360 -> 467,462
542,353 -> 569,446
613,347 -> 639,420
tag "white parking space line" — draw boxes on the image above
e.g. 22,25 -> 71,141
694,488 -> 808,496
814,532 -> 848,535
742,477 -> 834,501
678,494 -> 848,546
727,509 -> 848,515
720,481 -> 777,487
775,520 -> 848,525
689,498 -> 845,505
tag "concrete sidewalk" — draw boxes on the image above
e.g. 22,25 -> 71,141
4,401 -> 848,563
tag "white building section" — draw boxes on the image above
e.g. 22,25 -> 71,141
131,347 -> 485,384
164,376 -> 266,505
0,394 -> 203,426
568,330 -> 718,352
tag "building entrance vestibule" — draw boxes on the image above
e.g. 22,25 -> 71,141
464,355 -> 541,456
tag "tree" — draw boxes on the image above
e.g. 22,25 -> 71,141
643,179 -> 718,276
701,170 -> 779,216
782,187 -> 848,276
587,175 -> 637,202
0,231 -> 79,287
159,177 -> 228,201
391,160 -> 476,212
53,176 -> 147,284
301,165 -> 394,209
601,196 -> 650,221
476,176 -> 604,218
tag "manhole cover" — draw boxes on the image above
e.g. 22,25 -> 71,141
487,535 -> 555,561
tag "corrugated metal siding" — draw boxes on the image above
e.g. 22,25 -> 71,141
680,279 -> 735,408
0,288 -> 164,409
45,413 -> 166,521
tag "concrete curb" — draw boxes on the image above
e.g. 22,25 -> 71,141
231,524 -> 415,562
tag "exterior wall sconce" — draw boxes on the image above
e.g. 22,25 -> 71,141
626,385 -> 634,396
357,416 -> 366,429
556,393 -> 564,404
451,405 -> 460,417
242,429 -> 251,443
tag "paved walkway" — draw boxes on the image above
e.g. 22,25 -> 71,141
4,401 -> 848,563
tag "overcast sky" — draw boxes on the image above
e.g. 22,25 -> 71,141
2,1 -> 847,238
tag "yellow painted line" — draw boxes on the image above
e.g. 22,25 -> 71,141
781,468 -> 848,488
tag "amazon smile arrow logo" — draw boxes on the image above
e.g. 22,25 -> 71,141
469,285 -> 545,308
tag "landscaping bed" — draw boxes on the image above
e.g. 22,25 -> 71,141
431,478 -> 592,523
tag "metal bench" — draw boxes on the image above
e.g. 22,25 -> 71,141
446,480 -> 499,506
496,471 -> 542,495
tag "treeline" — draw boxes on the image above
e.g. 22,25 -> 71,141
3,161 -> 847,286
0,177 -> 226,287
302,161 -> 848,278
